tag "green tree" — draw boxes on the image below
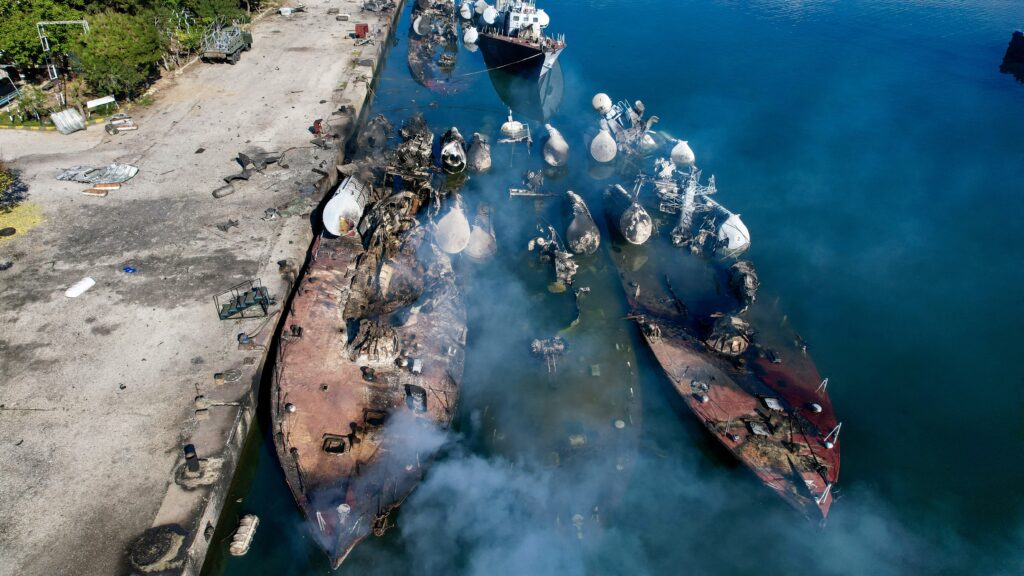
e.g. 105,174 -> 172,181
0,0 -> 83,67
73,10 -> 166,98
15,85 -> 49,120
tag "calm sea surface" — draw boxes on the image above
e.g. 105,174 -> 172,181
205,1 -> 1024,574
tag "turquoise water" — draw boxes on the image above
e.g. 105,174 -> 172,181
205,1 -> 1024,574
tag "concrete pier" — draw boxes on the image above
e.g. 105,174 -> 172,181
0,1 -> 403,574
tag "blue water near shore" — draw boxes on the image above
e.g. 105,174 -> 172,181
206,1 -> 1024,574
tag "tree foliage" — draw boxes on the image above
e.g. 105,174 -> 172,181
0,0 -> 83,66
1,0 -> 265,98
73,10 -> 166,98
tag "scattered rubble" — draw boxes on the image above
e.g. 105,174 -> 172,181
105,113 -> 138,135
361,0 -> 396,12
705,314 -> 753,357
528,224 -> 578,291
729,260 -> 759,309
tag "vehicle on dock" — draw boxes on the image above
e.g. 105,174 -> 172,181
200,20 -> 252,64
272,121 -> 467,569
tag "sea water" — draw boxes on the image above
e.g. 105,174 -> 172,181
204,1 -> 1024,574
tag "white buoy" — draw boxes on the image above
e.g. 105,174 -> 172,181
590,120 -> 617,163
435,196 -> 471,254
459,1 -> 472,19
592,93 -> 612,114
474,0 -> 487,15
670,140 -> 696,166
482,5 -> 498,25
543,124 -> 569,167
65,277 -> 95,298
463,26 -> 478,44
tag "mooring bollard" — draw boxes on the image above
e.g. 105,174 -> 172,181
183,444 -> 200,474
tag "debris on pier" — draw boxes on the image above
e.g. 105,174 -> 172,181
56,163 -> 138,184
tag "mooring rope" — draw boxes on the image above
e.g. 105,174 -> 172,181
453,50 -> 544,78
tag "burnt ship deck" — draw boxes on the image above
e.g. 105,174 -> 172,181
272,189 -> 466,568
608,223 -> 840,520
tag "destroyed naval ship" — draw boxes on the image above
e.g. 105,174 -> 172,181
470,0 -> 566,80
596,95 -> 840,520
408,0 -> 461,91
271,117 -> 467,568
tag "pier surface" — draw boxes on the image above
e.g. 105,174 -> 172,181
0,1 -> 399,574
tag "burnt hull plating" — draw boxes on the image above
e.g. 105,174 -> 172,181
478,32 -> 562,79
608,225 -> 840,521
272,195 -> 466,568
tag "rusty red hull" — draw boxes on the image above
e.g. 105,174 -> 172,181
609,237 -> 840,521
272,191 -> 466,568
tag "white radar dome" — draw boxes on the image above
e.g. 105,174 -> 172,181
592,93 -> 612,114
590,122 -> 617,163
671,140 -> 696,166
482,6 -> 498,25
463,26 -> 479,44
536,9 -> 550,27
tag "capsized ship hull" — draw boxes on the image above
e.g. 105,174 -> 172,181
272,187 -> 466,568
607,219 -> 840,520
